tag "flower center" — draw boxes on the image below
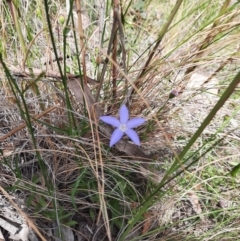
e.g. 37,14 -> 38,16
119,123 -> 127,132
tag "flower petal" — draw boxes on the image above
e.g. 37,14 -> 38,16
100,116 -> 120,127
125,129 -> 140,146
119,105 -> 129,123
127,118 -> 145,129
110,129 -> 124,147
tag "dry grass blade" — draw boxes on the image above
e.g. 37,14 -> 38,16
75,0 -> 87,84
95,8 -> 119,102
0,106 -> 57,142
8,65 -> 98,85
1,0 -> 240,240
95,115 -> 112,241
128,0 -> 185,99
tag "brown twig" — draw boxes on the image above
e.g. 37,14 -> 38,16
112,32 -> 117,100
0,106 -> 57,142
111,0 -> 119,101
8,65 -> 97,85
113,5 -> 128,105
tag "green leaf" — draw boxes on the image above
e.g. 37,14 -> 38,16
89,208 -> 95,221
71,168 -> 87,209
65,220 -> 78,227
59,211 -> 74,220
230,162 -> 240,177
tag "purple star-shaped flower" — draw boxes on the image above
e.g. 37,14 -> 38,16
100,104 -> 145,147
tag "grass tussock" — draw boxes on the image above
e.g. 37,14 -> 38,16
0,0 -> 240,240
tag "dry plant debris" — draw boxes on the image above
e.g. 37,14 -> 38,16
1,0 -> 240,240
